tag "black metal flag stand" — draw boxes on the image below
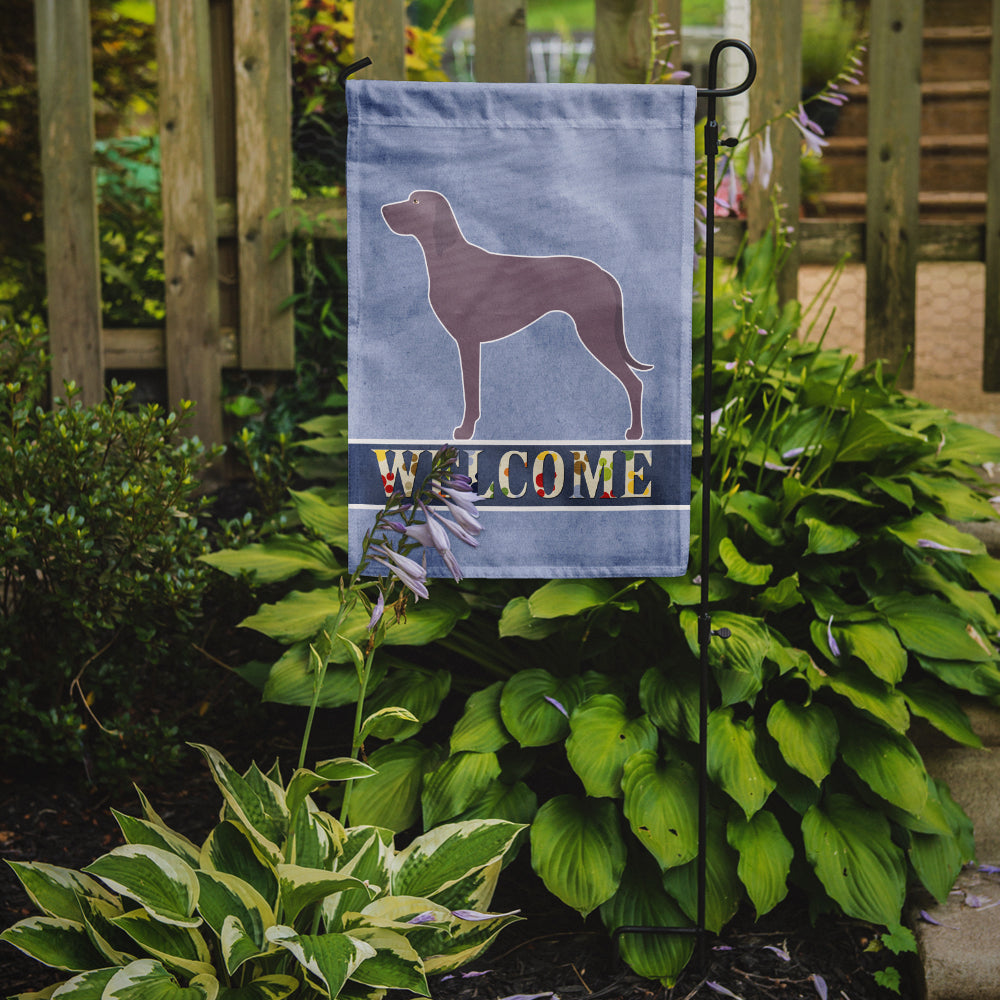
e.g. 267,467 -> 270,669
339,37 -> 758,974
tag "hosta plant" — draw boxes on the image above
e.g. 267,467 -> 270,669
1,743 -> 523,999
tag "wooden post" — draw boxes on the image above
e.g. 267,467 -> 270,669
658,0 -> 682,74
233,0 -> 294,369
983,0 -> 1000,389
157,0 -> 223,445
34,0 -> 104,405
747,0 -> 801,305
354,0 -> 407,81
865,0 -> 923,389
594,0 -> 653,84
474,0 -> 527,83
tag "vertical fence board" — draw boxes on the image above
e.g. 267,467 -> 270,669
594,0 -> 654,84
157,0 -> 223,445
34,0 -> 103,405
474,0 -> 527,82
865,0 -> 923,389
354,0 -> 406,80
747,0 -> 801,304
983,0 -> 1000,389
234,0 -> 294,369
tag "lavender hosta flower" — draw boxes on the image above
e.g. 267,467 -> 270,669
451,908 -> 521,921
371,543 -> 429,600
791,103 -> 829,157
917,538 -> 973,555
441,496 -> 483,537
544,695 -> 569,718
811,974 -> 828,1000
428,503 -> 480,549
746,124 -> 774,190
367,591 -> 385,631
827,615 -> 841,658
407,911 -> 438,925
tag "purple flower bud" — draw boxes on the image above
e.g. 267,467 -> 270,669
827,615 -> 841,658
544,695 -> 569,718
451,908 -> 520,921
407,911 -> 438,925
812,974 -> 828,1000
917,538 -> 972,554
367,591 -> 385,631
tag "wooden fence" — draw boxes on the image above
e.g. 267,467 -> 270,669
33,0 -> 1000,445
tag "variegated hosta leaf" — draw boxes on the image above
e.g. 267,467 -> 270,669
391,820 -> 524,901
347,740 -> 443,832
661,811 -> 742,934
838,718 -> 929,817
288,802 -> 343,870
529,795 -> 626,917
102,958 -> 218,999
344,926 -> 429,995
190,745 -> 287,863
276,864 -> 375,925
77,894 -> 136,966
727,810 -> 793,918
765,700 -> 838,786
599,853 -> 694,987
499,669 -> 585,747
323,829 -> 393,931
707,707 -> 776,819
112,811 -> 202,868
265,926 -> 375,998
83,846 -> 200,928
450,681 -> 511,754
195,871 -> 274,974
0,916 -> 107,971
621,751 -> 698,871
421,751 -> 502,829
422,907 -> 522,975
285,760 -> 376,824
565,695 -> 658,798
46,966 -> 118,997
200,822 -> 278,910
110,908 -> 214,978
214,974 -> 299,1000
4,862 -> 118,922
424,859 -> 501,915
802,793 -> 906,926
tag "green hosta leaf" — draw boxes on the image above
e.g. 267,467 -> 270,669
421,751 -> 502,828
260,643 -> 388,709
966,553 -> 1000,597
886,512 -> 985,556
216,975 -> 299,1000
103,959 -> 218,1000
724,490 -> 784,545
393,820 -> 524,900
718,537 -> 772,586
566,695 -> 658,798
866,474 -> 914,509
190,746 -> 287,862
916,655 -> 1000,697
835,621 -> 907,684
655,572 -> 737,606
661,810 -> 741,933
874,593 -> 995,662
621,751 -> 698,871
639,663 -> 699,742
452,779 -> 538,827
727,811 -> 793,918
288,488 -> 349,547
265,926 -> 375,998
195,871 -> 273,974
839,718 -> 929,816
277,865 -> 374,925
910,562 -> 1000,632
0,916 -> 107,971
527,579 -> 616,618
906,472 -> 998,522
803,517 -> 859,556
765,701 -> 838,786
497,596 -> 564,639
285,760 -> 376,823
359,707 -> 421,742
680,610 -> 770,706
112,812 -> 201,868
935,421 -> 1000,464
835,410 -> 927,463
707,708 -> 776,818
809,661 -> 910,732
755,573 -> 804,614
362,667 -> 451,740
200,535 -> 341,584
200,822 -> 278,910
599,853 -> 694,987
802,794 -> 906,926
5,862 -> 118,923
450,682 -> 511,754
909,827 -> 965,905
84,846 -> 200,928
347,740 -> 442,832
346,926 -> 428,994
901,680 -> 982,748
499,670 -> 584,747
111,908 -> 214,978
530,795 -> 626,917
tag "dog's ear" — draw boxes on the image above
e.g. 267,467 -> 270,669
432,196 -> 459,251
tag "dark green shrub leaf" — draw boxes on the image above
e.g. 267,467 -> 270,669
811,662 -> 910,732
680,611 -> 770,706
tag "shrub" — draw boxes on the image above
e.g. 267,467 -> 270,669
0,317 -> 220,783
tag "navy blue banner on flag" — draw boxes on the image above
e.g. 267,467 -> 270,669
346,80 -> 695,578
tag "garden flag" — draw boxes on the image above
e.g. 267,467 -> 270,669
347,79 -> 696,577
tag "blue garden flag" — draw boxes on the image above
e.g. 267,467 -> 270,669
347,80 -> 696,578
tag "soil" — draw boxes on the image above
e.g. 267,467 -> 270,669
0,736 -> 913,1000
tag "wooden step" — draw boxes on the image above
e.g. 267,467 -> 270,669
822,134 -> 988,193
813,190 -> 987,222
922,25 -> 992,83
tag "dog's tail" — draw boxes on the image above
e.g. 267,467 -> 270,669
616,304 -> 654,371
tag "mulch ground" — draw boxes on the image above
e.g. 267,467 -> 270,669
1,740 -> 913,1000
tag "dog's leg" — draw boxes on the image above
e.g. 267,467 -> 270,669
454,340 -> 481,440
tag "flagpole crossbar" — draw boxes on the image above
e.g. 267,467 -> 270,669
339,38 -> 757,976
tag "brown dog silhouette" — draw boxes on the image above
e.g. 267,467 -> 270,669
381,190 -> 652,440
